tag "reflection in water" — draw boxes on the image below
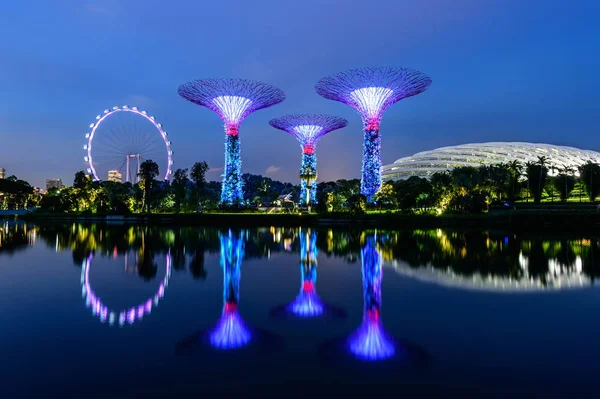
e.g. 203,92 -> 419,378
209,229 -> 251,350
288,229 -> 323,317
385,230 -> 598,292
271,228 -> 346,319
0,221 -> 36,255
7,222 -> 600,293
81,251 -> 172,326
347,234 -> 395,361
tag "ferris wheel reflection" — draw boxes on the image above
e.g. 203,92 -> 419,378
81,251 -> 171,326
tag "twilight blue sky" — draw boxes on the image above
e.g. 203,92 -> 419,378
0,0 -> 599,187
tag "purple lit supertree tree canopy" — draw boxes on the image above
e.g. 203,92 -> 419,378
269,115 -> 347,206
315,67 -> 431,201
209,229 -> 251,350
178,79 -> 285,205
346,233 -> 396,361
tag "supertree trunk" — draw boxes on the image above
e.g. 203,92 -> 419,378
221,128 -> 244,205
361,125 -> 382,202
299,152 -> 317,206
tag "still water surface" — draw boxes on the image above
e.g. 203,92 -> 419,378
1,221 -> 600,396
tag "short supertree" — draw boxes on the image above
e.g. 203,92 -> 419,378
315,67 -> 431,201
346,233 -> 396,361
178,78 -> 286,205
270,228 -> 346,319
269,115 -> 347,206
289,228 -> 322,316
209,229 -> 251,350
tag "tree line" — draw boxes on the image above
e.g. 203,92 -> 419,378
8,156 -> 600,215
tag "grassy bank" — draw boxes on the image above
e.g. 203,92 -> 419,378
15,209 -> 600,231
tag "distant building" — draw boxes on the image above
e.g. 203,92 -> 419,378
108,170 -> 123,183
0,168 -> 5,179
46,178 -> 63,191
382,142 -> 600,181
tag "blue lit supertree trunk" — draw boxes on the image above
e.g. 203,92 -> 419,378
300,152 -> 317,205
209,229 -> 251,350
361,121 -> 382,201
286,229 -> 323,317
221,130 -> 244,204
315,67 -> 432,203
346,233 -> 395,361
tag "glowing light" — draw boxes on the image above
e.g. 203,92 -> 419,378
348,311 -> 395,360
221,135 -> 244,204
346,235 -> 396,361
361,128 -> 382,200
85,107 -> 173,182
209,304 -> 252,350
209,230 -> 252,349
350,87 -> 394,124
316,67 -> 431,202
212,96 -> 253,126
292,125 -> 324,149
269,115 -> 347,206
287,230 -> 324,317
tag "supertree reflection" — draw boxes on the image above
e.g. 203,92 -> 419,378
346,234 -> 395,361
209,229 -> 251,350
271,229 -> 346,319
287,229 -> 324,316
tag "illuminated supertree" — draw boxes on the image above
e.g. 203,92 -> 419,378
178,78 -> 285,205
346,233 -> 396,361
269,115 -> 347,206
208,229 -> 251,349
315,67 -> 431,201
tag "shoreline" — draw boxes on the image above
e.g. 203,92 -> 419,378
11,210 -> 600,231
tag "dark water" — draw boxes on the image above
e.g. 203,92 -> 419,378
1,221 -> 600,397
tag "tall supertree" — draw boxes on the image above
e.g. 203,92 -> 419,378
269,115 -> 347,206
178,78 -> 285,205
315,67 -> 431,201
209,229 -> 251,350
346,233 -> 395,361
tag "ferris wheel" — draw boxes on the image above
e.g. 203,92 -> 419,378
83,105 -> 173,183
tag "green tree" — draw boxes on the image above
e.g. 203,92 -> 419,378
73,171 -> 87,189
374,182 -> 397,208
172,168 -> 189,213
578,162 -> 600,202
505,160 -> 523,201
138,160 -> 159,213
525,160 -> 548,203
190,161 -> 209,211
552,166 -> 576,202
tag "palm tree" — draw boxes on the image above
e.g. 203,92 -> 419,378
560,165 -> 575,203
506,160 -> 522,201
525,161 -> 535,202
536,156 -> 548,203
